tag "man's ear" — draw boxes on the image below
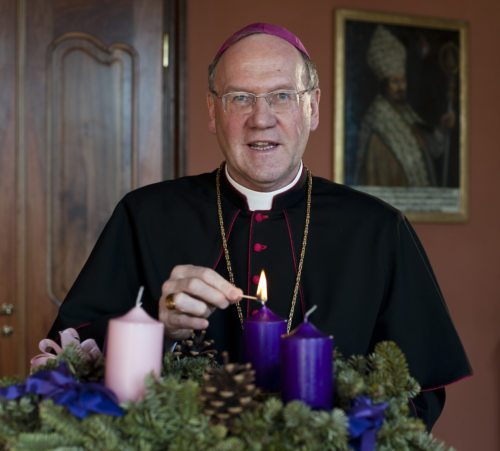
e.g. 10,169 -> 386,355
309,88 -> 321,131
207,93 -> 216,134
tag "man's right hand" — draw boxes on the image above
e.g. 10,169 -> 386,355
158,264 -> 242,341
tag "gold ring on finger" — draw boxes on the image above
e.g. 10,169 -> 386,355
165,293 -> 176,311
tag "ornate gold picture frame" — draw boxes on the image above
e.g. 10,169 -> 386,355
334,9 -> 468,222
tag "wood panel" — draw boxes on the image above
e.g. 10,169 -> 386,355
47,34 -> 136,303
23,0 -> 164,368
0,0 -> 182,377
0,0 -> 23,376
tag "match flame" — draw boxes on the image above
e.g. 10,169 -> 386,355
256,269 -> 268,303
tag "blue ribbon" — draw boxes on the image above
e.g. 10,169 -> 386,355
348,396 -> 388,451
0,362 -> 124,419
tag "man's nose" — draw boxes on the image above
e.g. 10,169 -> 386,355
247,97 -> 277,128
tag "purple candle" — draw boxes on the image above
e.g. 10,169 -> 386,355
243,271 -> 287,392
281,306 -> 334,409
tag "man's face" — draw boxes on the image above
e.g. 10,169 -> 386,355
385,75 -> 407,103
207,34 -> 320,192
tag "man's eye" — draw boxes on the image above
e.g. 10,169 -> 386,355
273,91 -> 293,103
231,94 -> 252,104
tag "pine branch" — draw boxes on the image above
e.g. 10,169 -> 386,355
80,414 -> 126,450
10,431 -> 81,450
0,395 -> 40,444
367,341 -> 420,402
162,352 -> 216,382
33,343 -> 104,382
1,339 -> 452,450
38,401 -> 88,446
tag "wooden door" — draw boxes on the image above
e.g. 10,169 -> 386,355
0,0 -> 22,376
0,0 -> 183,377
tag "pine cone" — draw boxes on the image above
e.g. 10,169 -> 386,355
173,330 -> 217,360
200,352 -> 259,428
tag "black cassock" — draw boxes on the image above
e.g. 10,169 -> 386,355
49,167 -> 471,429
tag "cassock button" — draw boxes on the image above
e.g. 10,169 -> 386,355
253,243 -> 268,252
252,275 -> 260,285
255,213 -> 269,222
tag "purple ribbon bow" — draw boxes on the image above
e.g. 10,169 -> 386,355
348,396 -> 388,451
0,362 -> 123,419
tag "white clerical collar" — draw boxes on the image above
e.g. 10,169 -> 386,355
225,162 -> 303,211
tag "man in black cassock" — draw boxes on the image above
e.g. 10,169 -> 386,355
49,23 -> 471,430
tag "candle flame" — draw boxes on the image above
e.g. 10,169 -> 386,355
256,270 -> 268,303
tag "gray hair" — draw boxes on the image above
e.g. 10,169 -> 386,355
208,50 -> 319,93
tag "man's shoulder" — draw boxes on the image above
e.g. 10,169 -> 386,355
312,175 -> 402,222
122,171 -> 216,207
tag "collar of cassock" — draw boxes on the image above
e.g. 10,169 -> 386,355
222,162 -> 307,212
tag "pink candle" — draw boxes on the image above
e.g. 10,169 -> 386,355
105,300 -> 164,403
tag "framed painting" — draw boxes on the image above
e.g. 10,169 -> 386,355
334,9 -> 468,222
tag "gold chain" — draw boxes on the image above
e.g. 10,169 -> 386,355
216,165 -> 312,333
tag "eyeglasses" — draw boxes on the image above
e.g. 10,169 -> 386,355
211,89 -> 312,114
